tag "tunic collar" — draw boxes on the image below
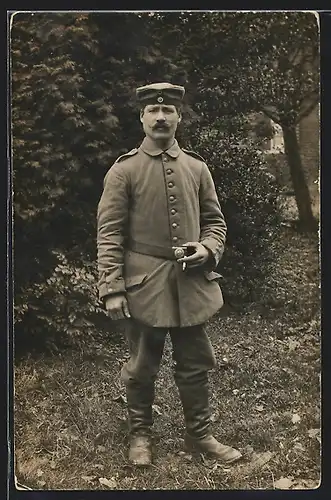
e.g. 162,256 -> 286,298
140,136 -> 181,158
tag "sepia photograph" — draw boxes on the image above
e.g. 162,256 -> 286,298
10,10 -> 320,491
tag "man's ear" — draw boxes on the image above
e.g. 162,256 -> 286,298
139,108 -> 144,123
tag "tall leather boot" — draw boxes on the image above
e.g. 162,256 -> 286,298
177,374 -> 242,464
126,382 -> 154,466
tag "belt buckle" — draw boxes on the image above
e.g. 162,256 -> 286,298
173,247 -> 185,259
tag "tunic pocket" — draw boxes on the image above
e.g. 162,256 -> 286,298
125,273 -> 148,289
204,271 -> 223,281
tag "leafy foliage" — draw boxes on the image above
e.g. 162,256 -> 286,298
185,114 -> 281,300
14,251 -> 110,355
148,11 -> 319,126
149,11 -> 319,230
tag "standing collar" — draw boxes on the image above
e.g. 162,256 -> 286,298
140,136 -> 181,158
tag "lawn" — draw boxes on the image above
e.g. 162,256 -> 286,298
13,228 -> 321,491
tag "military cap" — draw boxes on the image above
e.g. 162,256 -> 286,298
136,82 -> 185,106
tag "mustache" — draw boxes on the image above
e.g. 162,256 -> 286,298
153,123 -> 169,130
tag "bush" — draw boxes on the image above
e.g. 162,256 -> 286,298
14,251 -> 112,356
182,114 -> 282,302
263,153 -> 291,190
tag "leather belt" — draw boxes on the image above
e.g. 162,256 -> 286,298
128,240 -> 177,260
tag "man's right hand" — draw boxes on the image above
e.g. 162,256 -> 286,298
105,294 -> 131,320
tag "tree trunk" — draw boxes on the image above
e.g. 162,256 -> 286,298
281,124 -> 317,232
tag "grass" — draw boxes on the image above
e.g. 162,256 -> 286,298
13,228 -> 321,491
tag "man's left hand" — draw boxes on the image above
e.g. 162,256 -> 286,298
177,241 -> 210,268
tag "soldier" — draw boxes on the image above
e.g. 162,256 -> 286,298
97,82 -> 242,466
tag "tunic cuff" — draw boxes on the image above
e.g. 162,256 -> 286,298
200,239 -> 224,269
99,277 -> 126,300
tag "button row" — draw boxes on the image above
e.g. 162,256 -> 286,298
162,157 -> 179,244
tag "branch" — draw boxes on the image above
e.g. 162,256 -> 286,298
288,46 -> 302,65
260,105 -> 280,124
190,61 -> 206,79
293,48 -> 318,75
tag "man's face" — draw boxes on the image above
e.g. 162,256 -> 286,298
140,104 -> 181,141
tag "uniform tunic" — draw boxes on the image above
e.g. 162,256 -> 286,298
97,137 -> 227,327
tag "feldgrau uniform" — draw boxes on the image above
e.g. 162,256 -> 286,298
96,82 -> 241,464
97,136 -> 226,328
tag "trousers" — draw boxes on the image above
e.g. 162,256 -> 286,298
120,318 -> 217,438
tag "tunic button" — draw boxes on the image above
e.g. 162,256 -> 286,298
163,156 -> 168,162
173,236 -> 178,242
172,222 -> 178,228
166,169 -> 173,175
168,182 -> 174,188
169,195 -> 176,202
171,208 -> 177,214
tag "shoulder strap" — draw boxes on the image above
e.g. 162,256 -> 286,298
182,148 -> 205,162
115,148 -> 139,163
